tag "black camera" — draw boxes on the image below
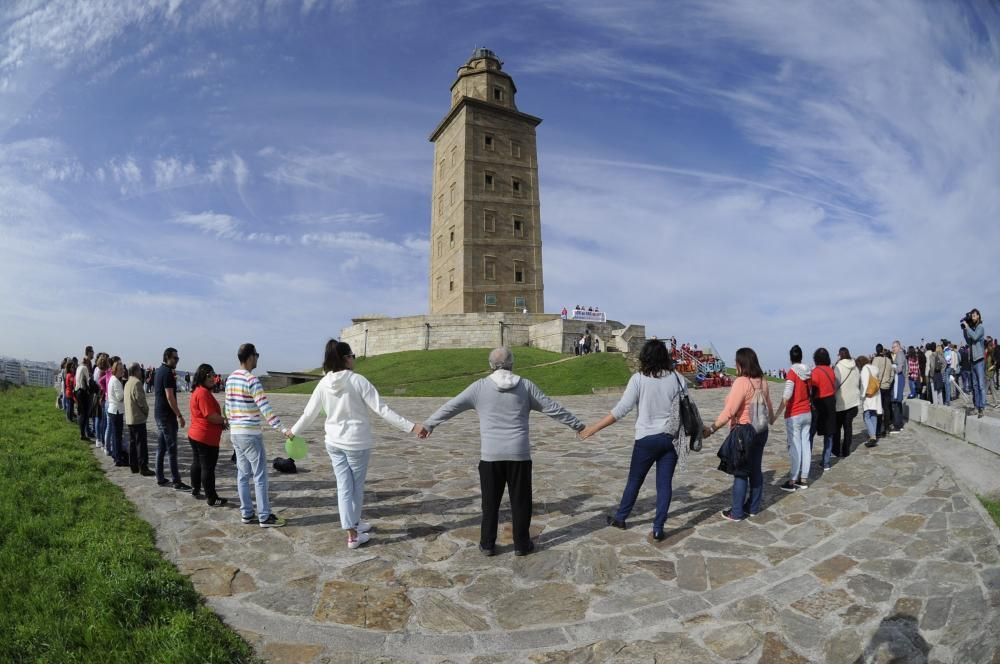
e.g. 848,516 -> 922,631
961,311 -> 974,328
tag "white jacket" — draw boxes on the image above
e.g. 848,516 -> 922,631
289,370 -> 413,451
859,364 -> 883,414
834,358 -> 861,412
106,375 -> 125,415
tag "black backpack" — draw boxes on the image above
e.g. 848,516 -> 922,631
272,457 -> 297,473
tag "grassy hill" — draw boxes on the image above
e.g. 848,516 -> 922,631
275,347 -> 630,397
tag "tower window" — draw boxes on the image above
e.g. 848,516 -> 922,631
484,257 -> 496,280
514,261 -> 525,284
449,270 -> 455,292
450,146 -> 457,166
449,182 -> 456,205
439,159 -> 446,175
484,172 -> 494,190
513,217 -> 524,238
511,177 -> 521,196
511,141 -> 521,159
484,209 -> 496,233
485,294 -> 497,306
514,296 -> 526,308
437,194 -> 444,217
493,87 -> 504,102
449,227 -> 455,248
436,235 -> 443,257
484,134 -> 494,151
435,277 -> 442,298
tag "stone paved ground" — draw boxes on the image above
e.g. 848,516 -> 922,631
95,385 -> 1000,663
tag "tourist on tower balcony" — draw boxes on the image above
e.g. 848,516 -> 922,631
420,347 -> 585,556
580,339 -> 688,541
770,345 -> 811,492
833,347 -> 860,458
702,347 -> 773,521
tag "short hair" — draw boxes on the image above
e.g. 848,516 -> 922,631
192,363 -> 214,389
237,343 -> 257,363
856,355 -> 870,369
489,347 -> 514,371
789,345 -> 803,364
322,339 -> 352,373
875,343 -> 884,355
734,347 -> 763,379
838,347 -> 852,361
163,347 -> 178,362
926,341 -> 937,352
96,355 -> 110,371
638,339 -> 673,376
110,360 -> 123,377
813,347 -> 831,366
85,346 -> 94,355
129,362 -> 143,378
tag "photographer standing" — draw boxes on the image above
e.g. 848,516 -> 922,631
962,309 -> 986,418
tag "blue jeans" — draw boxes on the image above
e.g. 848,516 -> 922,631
972,360 -> 986,410
785,413 -> 811,481
108,412 -> 124,463
895,373 -> 905,402
732,430 -> 767,518
155,414 -> 181,484
327,446 -> 372,530
233,433 -> 271,521
961,370 -> 973,393
863,410 -> 878,438
808,426 -> 833,469
614,433 -> 678,533
944,368 -> 954,404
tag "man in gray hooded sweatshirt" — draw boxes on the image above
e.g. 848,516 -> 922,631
421,347 -> 585,556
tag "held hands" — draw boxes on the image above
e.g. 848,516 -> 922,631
178,415 -> 186,428
282,429 -> 295,440
578,425 -> 597,440
702,424 -> 715,438
412,423 -> 430,439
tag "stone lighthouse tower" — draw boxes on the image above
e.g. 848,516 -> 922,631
428,48 -> 544,314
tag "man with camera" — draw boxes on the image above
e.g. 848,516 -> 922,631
961,309 -> 987,418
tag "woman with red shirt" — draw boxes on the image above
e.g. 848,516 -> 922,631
808,348 -> 838,471
188,363 -> 228,506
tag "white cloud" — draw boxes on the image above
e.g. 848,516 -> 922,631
152,156 -> 197,188
172,211 -> 240,236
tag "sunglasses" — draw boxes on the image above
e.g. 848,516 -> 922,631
346,353 -> 356,359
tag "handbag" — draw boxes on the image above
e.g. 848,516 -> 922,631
674,373 -> 701,451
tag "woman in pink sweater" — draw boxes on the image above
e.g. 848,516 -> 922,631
702,347 -> 773,521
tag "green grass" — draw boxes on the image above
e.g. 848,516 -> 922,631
979,496 -> 1000,529
276,347 -> 631,397
0,387 -> 257,664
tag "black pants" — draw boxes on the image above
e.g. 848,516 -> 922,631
129,423 -> 149,472
479,459 -> 532,550
76,392 -> 91,439
833,407 -> 858,457
189,438 -> 220,499
877,388 -> 893,435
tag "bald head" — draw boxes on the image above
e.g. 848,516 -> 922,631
489,347 -> 513,371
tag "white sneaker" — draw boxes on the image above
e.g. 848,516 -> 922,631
355,521 -> 372,533
348,532 -> 371,549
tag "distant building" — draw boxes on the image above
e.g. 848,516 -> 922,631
0,357 -> 57,387
428,48 -> 544,314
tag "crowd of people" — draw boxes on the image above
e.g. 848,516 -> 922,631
52,308 -> 990,551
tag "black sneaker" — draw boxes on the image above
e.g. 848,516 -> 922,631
173,482 -> 192,491
865,439 -> 878,448
795,479 -> 809,489
478,543 -> 496,557
241,513 -> 256,525
192,491 -> 205,500
140,468 -> 156,477
721,508 -> 745,522
514,541 -> 535,556
157,479 -> 170,487
606,516 -> 627,530
259,514 -> 286,528
207,497 -> 228,507
780,480 -> 798,492
651,530 -> 665,541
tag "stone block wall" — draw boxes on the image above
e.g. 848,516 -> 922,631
904,398 -> 1000,456
340,313 -> 645,359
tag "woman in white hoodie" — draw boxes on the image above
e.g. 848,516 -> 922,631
833,347 -> 860,459
289,340 -> 425,549
857,355 -> 882,448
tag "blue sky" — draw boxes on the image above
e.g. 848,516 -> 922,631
2,0 -> 999,374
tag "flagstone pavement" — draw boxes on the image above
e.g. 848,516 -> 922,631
95,384 -> 1000,663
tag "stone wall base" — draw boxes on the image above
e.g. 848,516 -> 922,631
904,398 -> 1000,455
